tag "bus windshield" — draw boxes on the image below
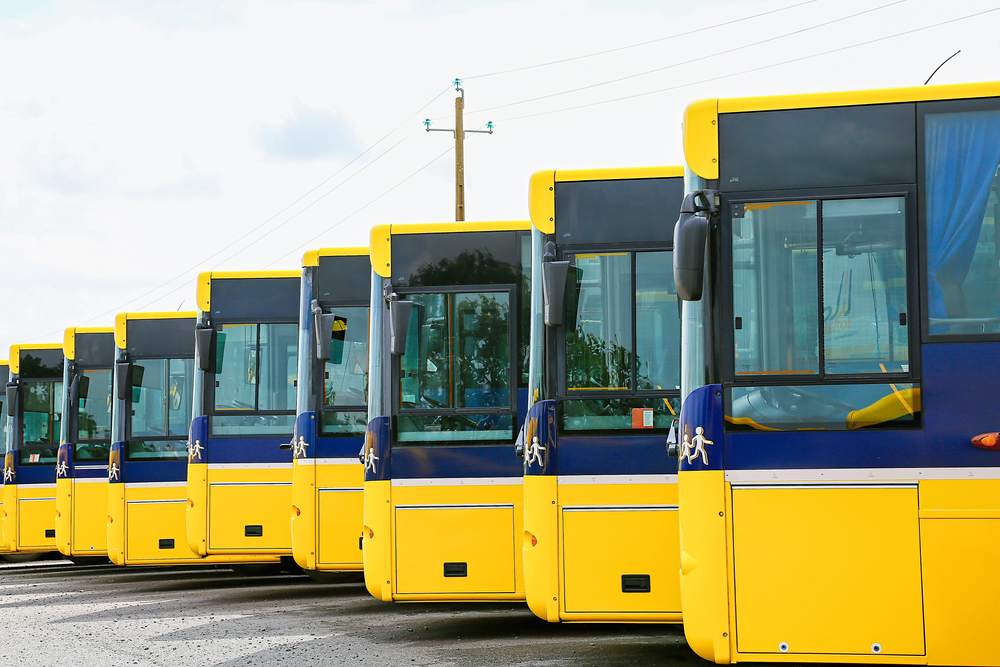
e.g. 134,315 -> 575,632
75,368 -> 113,461
397,291 -> 513,443
20,380 -> 62,465
128,358 -> 193,460
213,323 -> 297,436
320,306 -> 368,435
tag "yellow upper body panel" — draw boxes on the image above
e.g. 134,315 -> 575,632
370,220 -> 531,278
684,80 -> 1000,180
9,343 -> 62,375
529,166 -> 685,234
63,327 -> 114,361
301,247 -> 369,268
114,311 -> 198,350
196,270 -> 300,312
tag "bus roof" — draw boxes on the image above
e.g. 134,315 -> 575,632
370,220 -> 530,279
301,247 -> 368,268
529,166 -> 684,235
63,327 -> 114,362
9,343 -> 63,375
195,270 -> 300,313
114,311 -> 197,350
684,80 -> 1000,180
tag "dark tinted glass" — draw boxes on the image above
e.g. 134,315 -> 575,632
19,349 -> 64,378
315,256 -> 371,303
554,177 -> 684,245
719,103 -> 916,192
126,318 -> 196,358
210,277 -> 299,320
74,332 -> 116,366
391,231 -> 519,287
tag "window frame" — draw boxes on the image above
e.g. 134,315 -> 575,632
391,283 -> 519,440
125,355 -> 195,460
552,243 -> 680,435
917,97 -> 1000,343
207,319 -> 298,437
313,301 -> 370,437
716,186 -> 923,435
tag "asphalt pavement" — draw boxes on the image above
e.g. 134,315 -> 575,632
0,559 -> 705,667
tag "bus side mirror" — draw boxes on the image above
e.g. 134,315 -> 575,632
542,261 -> 571,327
195,326 -> 213,372
389,300 -> 413,356
5,384 -> 16,418
115,362 -> 130,401
314,311 -> 337,361
674,191 -> 714,302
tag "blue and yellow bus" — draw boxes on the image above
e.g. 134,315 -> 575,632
521,166 -> 685,623
186,271 -> 300,561
55,327 -> 115,561
108,311 -> 278,567
674,81 -> 1000,665
3,343 -> 63,554
363,220 -> 531,602
290,248 -> 370,576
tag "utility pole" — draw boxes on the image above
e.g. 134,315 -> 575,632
425,80 -> 494,221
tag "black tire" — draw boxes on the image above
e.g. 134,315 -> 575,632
67,556 -> 110,566
227,562 -> 283,577
304,569 -> 365,584
1,553 -> 41,563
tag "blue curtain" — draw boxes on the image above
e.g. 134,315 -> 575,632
926,110 -> 1000,320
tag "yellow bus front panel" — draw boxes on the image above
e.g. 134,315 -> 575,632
731,485 -> 924,657
206,467 -> 292,553
71,479 -> 109,554
362,479 -> 392,601
395,505 -> 515,595
55,477 -> 71,555
390,484 -> 523,600
125,483 -> 207,563
290,458 -> 316,569
17,487 -> 57,550
316,461 -> 364,568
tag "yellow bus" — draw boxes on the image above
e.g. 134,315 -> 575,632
108,311 -> 277,567
290,248 -> 370,577
521,166 -> 686,622
55,327 -> 115,562
186,271 -> 300,563
673,81 -> 1000,665
3,343 -> 63,555
362,220 -> 530,602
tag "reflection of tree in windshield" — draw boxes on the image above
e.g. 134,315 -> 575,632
408,249 -> 517,287
460,295 -> 510,396
566,331 -> 631,390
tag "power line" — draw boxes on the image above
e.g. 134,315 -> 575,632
20,86 -> 455,342
492,5 -> 1000,124
458,0 -> 906,119
461,0 -> 823,80
264,142 -> 464,269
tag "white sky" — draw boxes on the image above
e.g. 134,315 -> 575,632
1,0 -> 998,352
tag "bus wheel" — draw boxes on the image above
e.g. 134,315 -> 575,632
1,553 -> 41,563
304,569 -> 365,584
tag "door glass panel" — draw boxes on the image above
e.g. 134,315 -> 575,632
257,323 -> 297,412
20,380 -> 62,465
128,358 -> 193,460
75,368 -> 113,461
215,324 -> 256,411
566,253 -> 633,390
733,202 -> 819,375
635,251 -> 679,391
322,307 -> 368,409
399,292 -> 511,411
822,198 -> 908,374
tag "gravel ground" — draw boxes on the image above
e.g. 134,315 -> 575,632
0,559 -> 711,667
